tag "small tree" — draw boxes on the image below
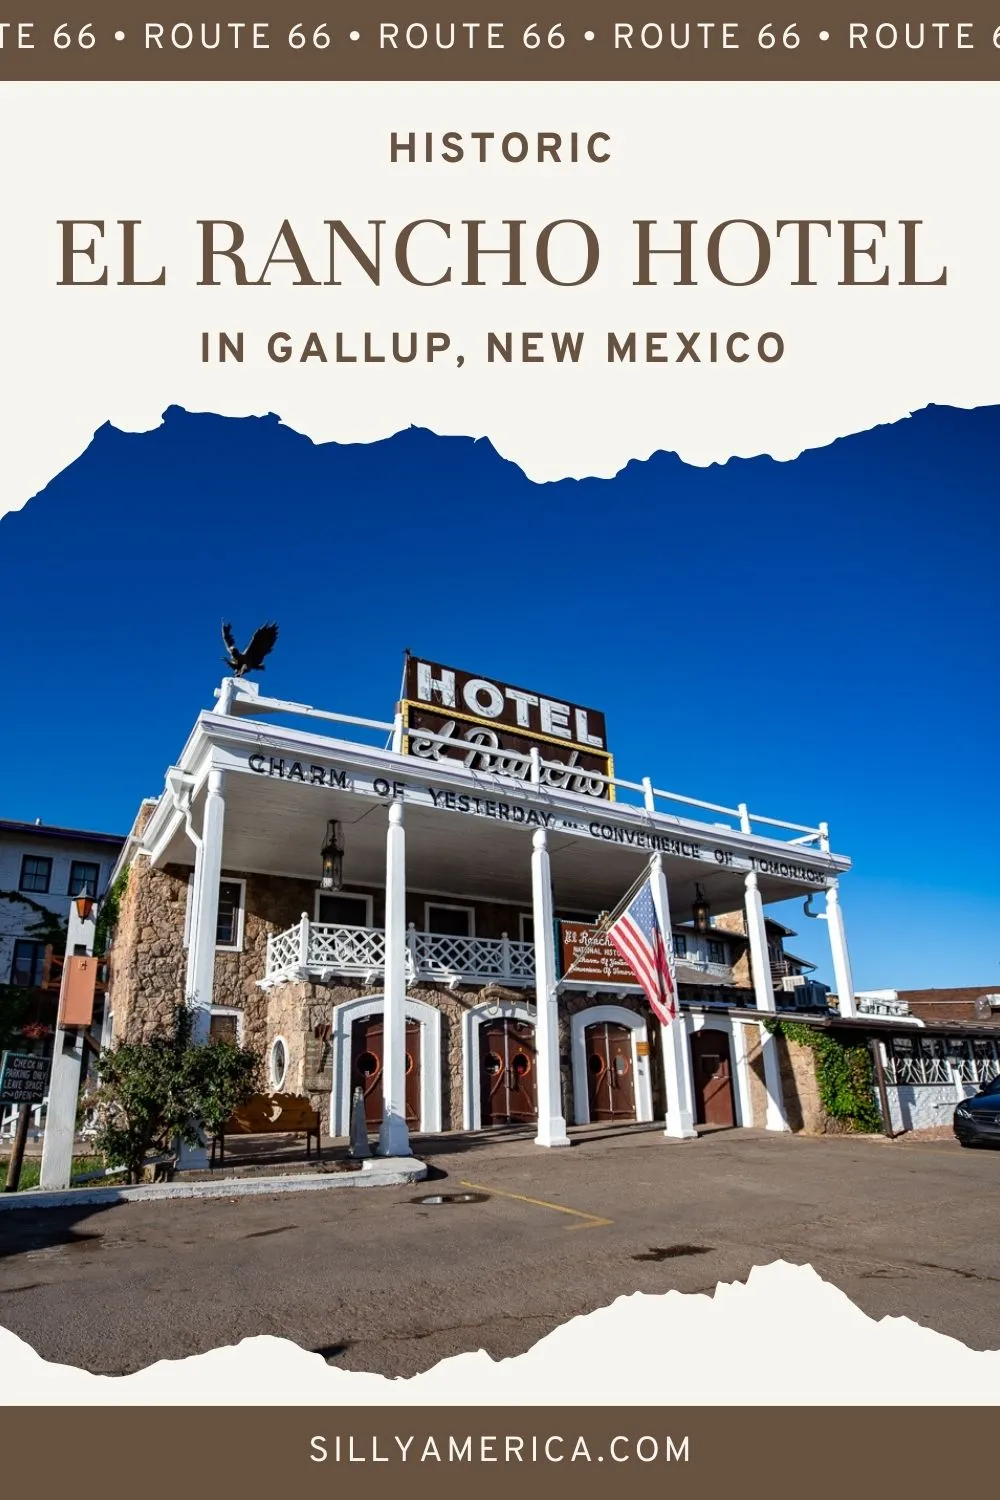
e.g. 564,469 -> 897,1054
89,1003 -> 261,1183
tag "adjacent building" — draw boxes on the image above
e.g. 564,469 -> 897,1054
1,819 -> 123,1024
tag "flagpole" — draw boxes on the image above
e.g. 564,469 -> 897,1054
650,854 -> 697,1141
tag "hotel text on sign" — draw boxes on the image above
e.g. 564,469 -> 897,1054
401,655 -> 615,801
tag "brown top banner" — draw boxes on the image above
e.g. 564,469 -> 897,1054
3,4 -> 1000,80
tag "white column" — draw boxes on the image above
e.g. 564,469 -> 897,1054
532,828 -> 570,1148
39,902 -> 96,1191
651,854 -> 696,1139
188,768 -> 226,1046
378,799 -> 412,1157
825,882 -> 858,1019
184,836 -> 204,1001
744,871 -> 788,1132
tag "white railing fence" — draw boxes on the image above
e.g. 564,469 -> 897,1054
263,918 -> 537,988
216,683 -> 832,851
885,1044 -> 1000,1088
0,1098 -> 46,1142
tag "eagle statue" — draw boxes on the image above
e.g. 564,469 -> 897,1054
221,620 -> 279,678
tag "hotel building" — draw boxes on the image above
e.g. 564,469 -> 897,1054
105,657 -> 860,1156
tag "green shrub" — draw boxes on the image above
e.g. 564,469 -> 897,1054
89,1003 -> 261,1182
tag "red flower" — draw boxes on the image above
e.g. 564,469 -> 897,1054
20,1022 -> 51,1040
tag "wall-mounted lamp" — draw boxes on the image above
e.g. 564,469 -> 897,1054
320,821 -> 344,891
692,884 -> 710,933
74,894 -> 95,923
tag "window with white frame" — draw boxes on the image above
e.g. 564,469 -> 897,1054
209,1007 -> 244,1045
270,1036 -> 288,1090
424,902 -> 475,937
519,912 -> 534,945
315,890 -> 373,927
215,881 -> 245,949
674,933 -> 688,958
707,939 -> 728,965
184,875 -> 246,952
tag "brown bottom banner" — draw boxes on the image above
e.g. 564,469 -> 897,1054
0,1407 -> 988,1496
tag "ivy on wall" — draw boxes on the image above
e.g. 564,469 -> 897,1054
764,1017 -> 882,1134
0,889 -> 66,950
94,866 -> 130,956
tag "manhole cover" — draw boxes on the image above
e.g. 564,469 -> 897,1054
411,1192 -> 490,1206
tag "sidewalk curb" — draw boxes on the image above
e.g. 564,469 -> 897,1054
0,1157 -> 427,1211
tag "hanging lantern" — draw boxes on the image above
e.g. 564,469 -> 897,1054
74,894 -> 95,922
320,820 -> 344,891
692,884 -> 710,933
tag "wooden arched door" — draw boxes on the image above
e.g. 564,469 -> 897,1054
480,1018 -> 537,1126
584,1021 -> 637,1122
690,1028 -> 736,1127
351,1016 -> 421,1129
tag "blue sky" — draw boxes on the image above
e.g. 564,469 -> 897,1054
0,404 -> 996,990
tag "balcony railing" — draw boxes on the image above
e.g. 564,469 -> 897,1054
677,957 -> 733,982
857,995 -> 912,1018
265,918 -> 762,994
264,919 -> 537,989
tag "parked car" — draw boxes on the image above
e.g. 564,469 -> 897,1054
953,1077 -> 1000,1148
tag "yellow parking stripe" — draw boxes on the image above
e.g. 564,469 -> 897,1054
459,1180 -> 613,1230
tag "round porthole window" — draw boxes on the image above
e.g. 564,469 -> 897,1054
270,1037 -> 288,1090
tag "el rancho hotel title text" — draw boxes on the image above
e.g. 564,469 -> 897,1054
55,128 -> 947,370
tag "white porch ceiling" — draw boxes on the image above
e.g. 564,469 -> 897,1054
155,770 -> 830,918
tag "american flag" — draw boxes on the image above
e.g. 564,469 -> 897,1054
607,876 -> 678,1026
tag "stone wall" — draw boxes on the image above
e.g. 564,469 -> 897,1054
107,858 -> 188,1043
107,858 -> 318,1050
705,910 -> 753,989
742,1022 -> 768,1128
774,1032 -> 826,1133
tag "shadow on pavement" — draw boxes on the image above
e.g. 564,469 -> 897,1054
0,1201 -> 118,1260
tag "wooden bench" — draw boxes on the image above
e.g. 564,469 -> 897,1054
210,1093 -> 322,1170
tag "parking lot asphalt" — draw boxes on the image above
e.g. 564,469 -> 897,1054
1,1125 -> 997,1378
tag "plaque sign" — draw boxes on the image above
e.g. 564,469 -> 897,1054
558,919 -> 639,987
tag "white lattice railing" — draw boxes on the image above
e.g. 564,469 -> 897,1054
884,1047 -> 1000,1088
409,929 -> 535,985
267,924 -> 301,974
264,918 -> 536,987
312,923 -> 387,972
